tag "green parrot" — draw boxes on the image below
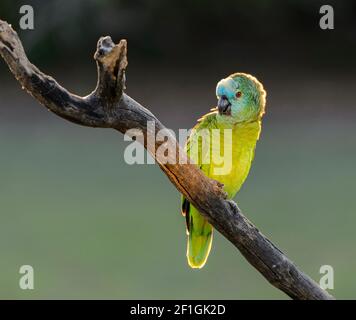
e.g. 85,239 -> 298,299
181,73 -> 266,268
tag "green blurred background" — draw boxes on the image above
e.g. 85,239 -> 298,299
0,0 -> 355,299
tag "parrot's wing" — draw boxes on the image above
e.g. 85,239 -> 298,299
180,111 -> 218,268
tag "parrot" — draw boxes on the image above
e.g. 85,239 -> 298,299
181,73 -> 266,269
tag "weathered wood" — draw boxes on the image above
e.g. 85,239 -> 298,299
0,19 -> 334,300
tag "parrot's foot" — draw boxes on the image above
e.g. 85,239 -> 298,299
227,200 -> 241,215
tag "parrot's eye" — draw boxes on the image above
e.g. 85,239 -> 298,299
236,91 -> 242,98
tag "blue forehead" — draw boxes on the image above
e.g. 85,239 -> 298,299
216,77 -> 236,98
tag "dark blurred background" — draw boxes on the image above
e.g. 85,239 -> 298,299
0,0 -> 355,299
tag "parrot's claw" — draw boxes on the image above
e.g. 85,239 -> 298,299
227,200 -> 241,214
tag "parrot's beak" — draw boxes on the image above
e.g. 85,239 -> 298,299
218,95 -> 231,115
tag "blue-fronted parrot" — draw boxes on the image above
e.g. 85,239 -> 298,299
181,73 -> 266,268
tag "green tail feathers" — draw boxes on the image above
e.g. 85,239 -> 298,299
187,217 -> 213,269
182,198 -> 213,269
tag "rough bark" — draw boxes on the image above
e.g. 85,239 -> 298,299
0,20 -> 334,300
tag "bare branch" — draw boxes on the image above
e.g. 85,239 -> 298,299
93,36 -> 127,107
0,19 -> 334,300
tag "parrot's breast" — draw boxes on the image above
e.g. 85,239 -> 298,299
209,120 -> 261,199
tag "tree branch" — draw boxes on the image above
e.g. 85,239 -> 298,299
0,20 -> 334,300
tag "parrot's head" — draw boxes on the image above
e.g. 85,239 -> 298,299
215,73 -> 266,124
